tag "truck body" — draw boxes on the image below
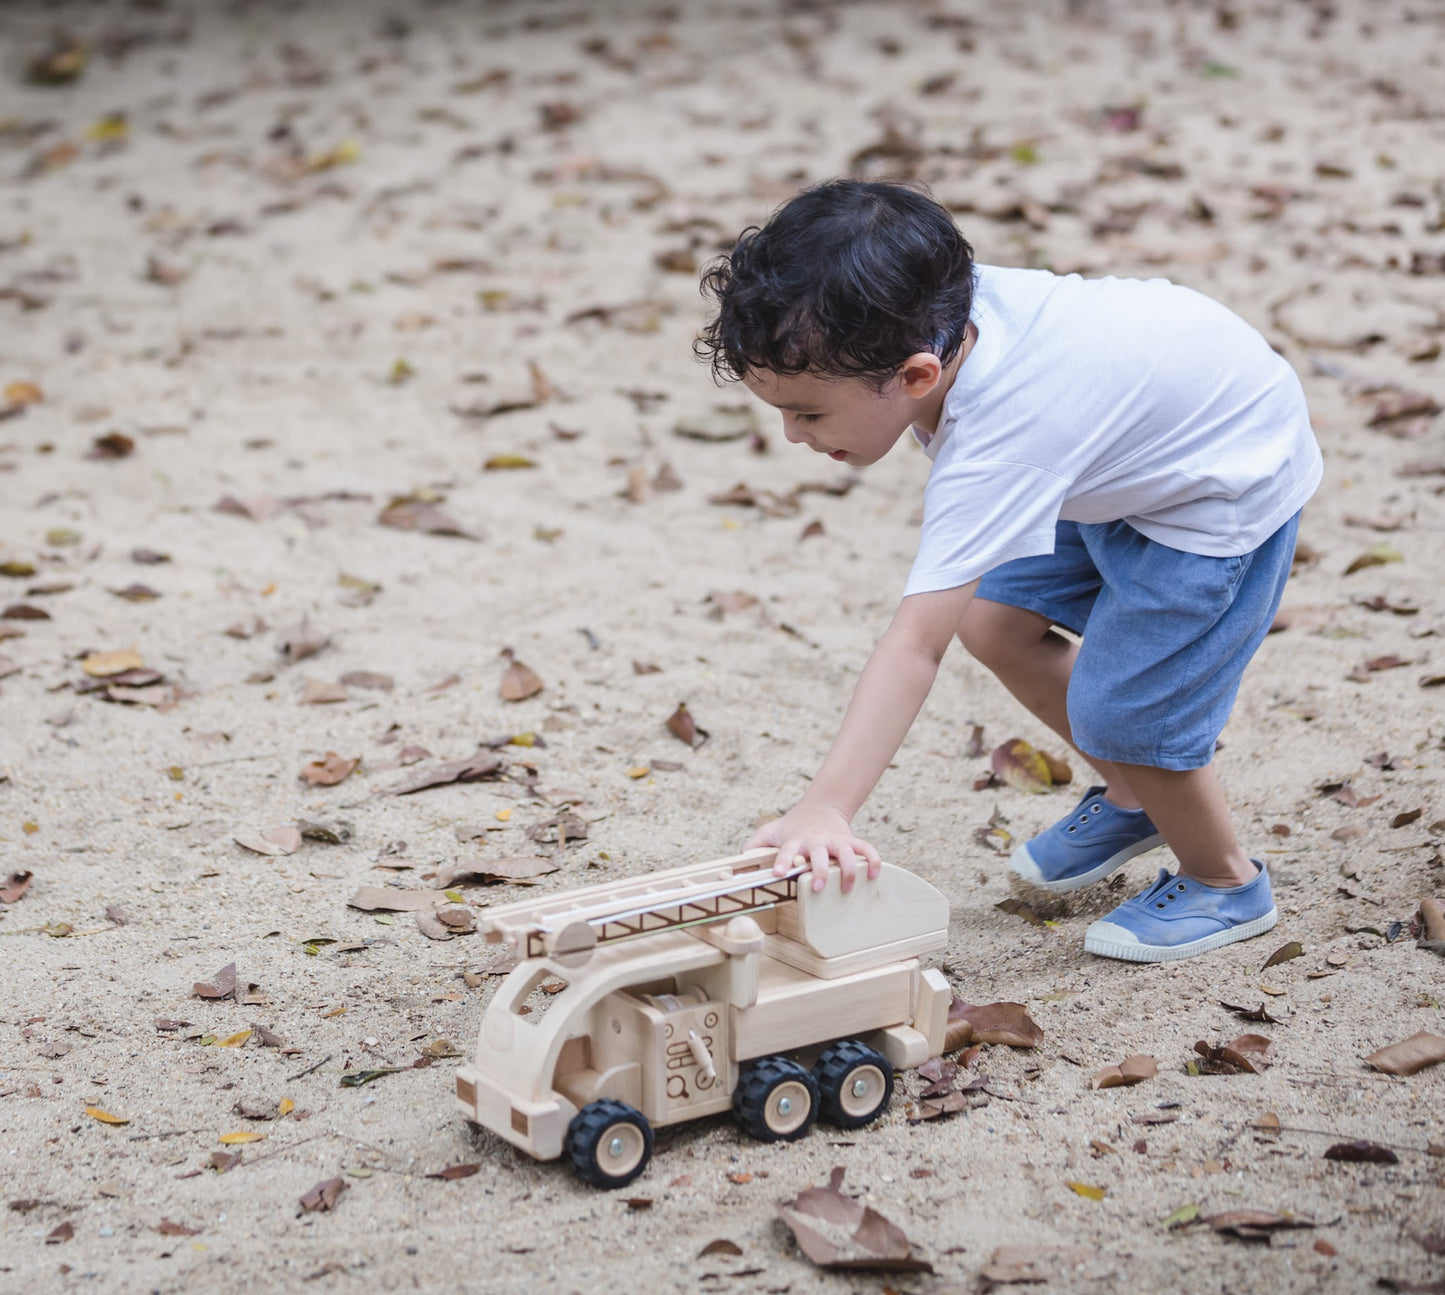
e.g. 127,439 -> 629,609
455,849 -> 950,1183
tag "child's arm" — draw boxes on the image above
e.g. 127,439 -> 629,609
747,579 -> 979,892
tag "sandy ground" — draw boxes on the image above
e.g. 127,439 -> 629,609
1,1 -> 1444,1291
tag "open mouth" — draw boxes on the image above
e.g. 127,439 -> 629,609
827,449 -> 849,461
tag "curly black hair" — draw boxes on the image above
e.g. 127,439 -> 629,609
695,179 -> 975,389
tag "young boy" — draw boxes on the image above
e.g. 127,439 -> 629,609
696,179 -> 1322,962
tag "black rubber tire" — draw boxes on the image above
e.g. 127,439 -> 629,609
733,1056 -> 820,1142
564,1099 -> 653,1189
813,1040 -> 894,1128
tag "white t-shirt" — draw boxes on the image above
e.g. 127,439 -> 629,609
903,265 -> 1323,598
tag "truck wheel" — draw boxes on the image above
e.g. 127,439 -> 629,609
813,1040 -> 893,1128
564,1100 -> 653,1189
733,1057 -> 819,1142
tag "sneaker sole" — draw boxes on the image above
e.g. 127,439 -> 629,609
1009,831 -> 1166,894
1083,907 -> 1279,963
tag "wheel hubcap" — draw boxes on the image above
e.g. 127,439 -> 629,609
838,1064 -> 886,1118
597,1121 -> 645,1177
766,1080 -> 811,1135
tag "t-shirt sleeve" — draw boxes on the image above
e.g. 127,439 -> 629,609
903,456 -> 1069,596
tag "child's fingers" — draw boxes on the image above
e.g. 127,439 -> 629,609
856,838 -> 882,879
835,842 -> 860,893
809,845 -> 831,892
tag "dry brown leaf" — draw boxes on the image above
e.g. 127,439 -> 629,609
1261,940 -> 1304,969
214,494 -> 280,522
81,648 -> 144,678
299,1178 -> 348,1213
500,656 -> 543,701
193,962 -> 237,1000
234,827 -> 302,857
990,738 -> 1053,793
301,752 -> 360,787
433,857 -> 558,888
300,679 -> 348,705
775,1167 -> 932,1273
944,999 -> 1043,1051
385,752 -> 502,795
1204,1210 -> 1315,1240
1,870 -> 33,903
1194,1033 -> 1276,1074
416,910 -> 455,941
338,671 -> 394,692
346,886 -> 448,913
275,619 -> 329,664
1364,1031 -> 1445,1076
665,702 -> 709,748
1090,1054 -> 1158,1090
377,496 -> 478,539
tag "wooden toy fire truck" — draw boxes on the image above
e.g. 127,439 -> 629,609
455,848 -> 950,1187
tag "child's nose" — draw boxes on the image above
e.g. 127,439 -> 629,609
783,421 -> 811,445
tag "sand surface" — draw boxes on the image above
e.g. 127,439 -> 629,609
1,1 -> 1443,1291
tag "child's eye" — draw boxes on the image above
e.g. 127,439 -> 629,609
794,413 -> 821,424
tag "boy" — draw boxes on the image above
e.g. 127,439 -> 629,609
696,179 -> 1321,963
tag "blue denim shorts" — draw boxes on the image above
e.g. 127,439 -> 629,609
974,514 -> 1300,770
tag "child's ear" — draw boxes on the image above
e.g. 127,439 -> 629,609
897,352 -> 944,398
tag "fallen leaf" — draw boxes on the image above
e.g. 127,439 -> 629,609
1091,1055 -> 1158,1090
426,1163 -> 482,1181
276,619 -> 329,663
346,886 -> 448,912
156,1219 -> 201,1237
301,753 -> 360,787
339,1069 -> 400,1087
299,1178 -> 348,1213
698,1239 -> 744,1257
1391,808 -> 1423,829
216,1030 -> 253,1049
1260,941 -> 1304,970
218,1131 -> 265,1145
234,827 -> 302,856
84,1107 -> 129,1126
1220,1001 -> 1280,1024
1,870 -> 33,903
1364,1032 -> 1445,1076
81,648 -> 144,678
1323,1140 -> 1398,1164
500,655 -> 543,701
990,738 -> 1053,793
215,494 -> 280,522
483,453 -> 536,470
525,811 -> 588,846
301,679 -> 348,705
994,896 -> 1044,925
385,752 -> 502,796
1344,544 -> 1403,575
665,702 -> 709,748
87,432 -> 135,460
45,1221 -> 74,1245
1162,1203 -> 1201,1230
1066,1181 -> 1106,1201
377,496 -> 478,539
1194,1033 -> 1276,1075
193,963 -> 237,1000
338,671 -> 393,692
944,1000 -> 1043,1051
776,1167 -> 932,1273
433,857 -> 558,888
1204,1209 -> 1315,1240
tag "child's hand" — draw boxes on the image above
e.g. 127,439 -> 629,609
746,801 -> 882,895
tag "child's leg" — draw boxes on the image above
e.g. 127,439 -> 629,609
957,599 -> 1141,809
1110,761 -> 1253,886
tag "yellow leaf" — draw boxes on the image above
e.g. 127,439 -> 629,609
216,1030 -> 252,1048
1066,1181 -> 1106,1201
4,381 -> 43,406
483,454 -> 537,471
218,1131 -> 265,1145
991,738 -> 1053,794
626,765 -> 651,779
307,138 -> 361,171
85,1107 -> 129,1125
322,1006 -> 346,1018
444,890 -> 464,904
279,1098 -> 295,1116
86,114 -> 129,143
22,820 -> 38,835
495,808 -> 512,822
508,732 -> 538,747
81,648 -> 144,678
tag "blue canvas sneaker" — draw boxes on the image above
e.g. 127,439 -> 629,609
1083,862 -> 1278,962
1009,786 -> 1164,893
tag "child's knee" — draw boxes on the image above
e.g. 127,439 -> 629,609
957,600 -> 1043,670
1065,687 -> 1117,760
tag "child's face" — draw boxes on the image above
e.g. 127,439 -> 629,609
741,357 -> 944,468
